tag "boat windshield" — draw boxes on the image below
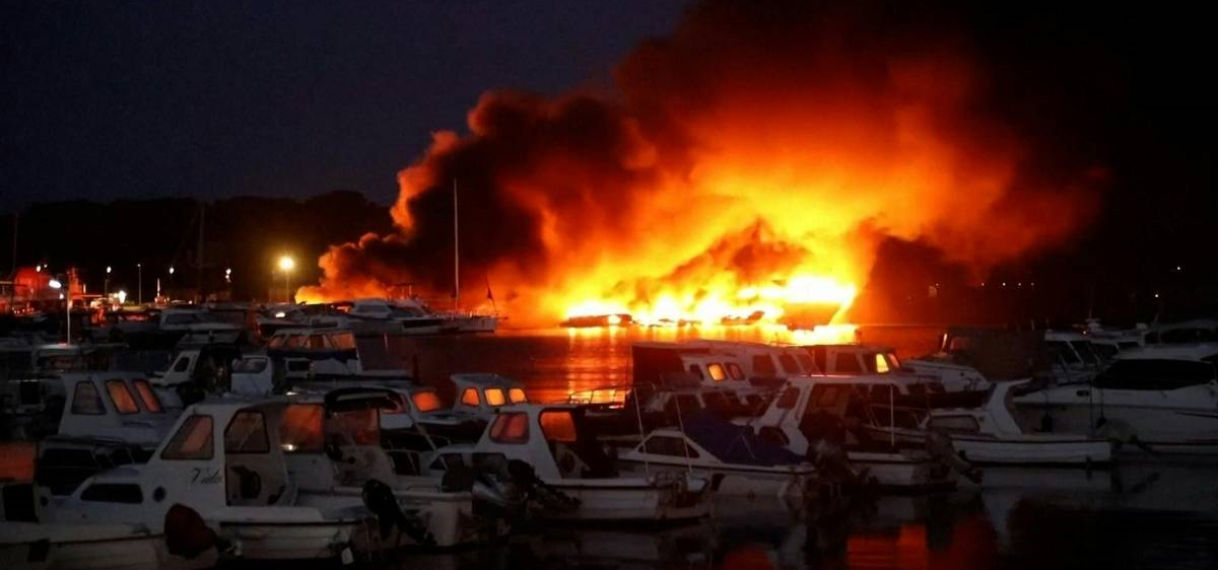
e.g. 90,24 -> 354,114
1070,341 -> 1099,364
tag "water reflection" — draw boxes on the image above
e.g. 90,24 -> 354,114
361,330 -> 1218,569
386,460 -> 1218,570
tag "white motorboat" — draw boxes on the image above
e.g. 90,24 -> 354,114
50,399 -> 381,562
276,388 -> 507,548
748,375 -> 971,492
263,327 -> 414,384
616,423 -> 818,501
424,404 -> 713,522
1012,344 -> 1218,454
2,451 -> 214,570
37,373 -> 178,495
872,380 -> 1113,466
343,298 -> 453,336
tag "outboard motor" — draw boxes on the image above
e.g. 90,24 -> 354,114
163,503 -> 218,559
506,459 -> 580,512
925,431 -> 982,483
361,479 -> 433,547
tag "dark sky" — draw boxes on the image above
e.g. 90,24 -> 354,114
1,0 -> 688,209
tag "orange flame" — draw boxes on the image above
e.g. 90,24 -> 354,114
298,1 -> 1098,328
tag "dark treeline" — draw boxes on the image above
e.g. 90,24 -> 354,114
0,191 -> 393,302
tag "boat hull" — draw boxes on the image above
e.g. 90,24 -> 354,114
847,451 -> 957,493
541,478 -> 712,522
616,459 -> 815,500
1014,388 -> 1218,454
219,520 -> 365,561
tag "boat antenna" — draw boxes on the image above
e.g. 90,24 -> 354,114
890,384 -> 899,448
452,178 -> 459,312
632,383 -> 650,474
672,390 -> 694,475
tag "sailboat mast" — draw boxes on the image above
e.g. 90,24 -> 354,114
453,179 -> 459,311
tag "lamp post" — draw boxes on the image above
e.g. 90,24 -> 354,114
104,265 -> 112,295
278,256 -> 295,303
137,263 -> 143,304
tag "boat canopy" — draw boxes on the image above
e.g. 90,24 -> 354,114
681,413 -> 803,467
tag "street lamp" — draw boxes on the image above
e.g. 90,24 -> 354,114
137,263 -> 143,304
278,256 -> 295,303
104,265 -> 112,295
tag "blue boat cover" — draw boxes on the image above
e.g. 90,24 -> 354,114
683,413 -> 804,467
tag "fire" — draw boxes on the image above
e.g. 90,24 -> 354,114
298,0 -> 1099,327
563,274 -> 857,328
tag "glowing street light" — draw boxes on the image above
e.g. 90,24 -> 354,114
225,267 -> 232,285
168,265 -> 175,275
278,256 -> 295,303
116,290 -> 127,304
48,279 -> 62,289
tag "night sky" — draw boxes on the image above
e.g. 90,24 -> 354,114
2,0 -> 688,208
4,1 -> 1218,321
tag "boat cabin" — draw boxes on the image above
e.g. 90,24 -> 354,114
750,376 -> 938,455
449,373 -> 528,418
800,344 -> 902,376
37,373 -> 176,494
428,405 -> 618,481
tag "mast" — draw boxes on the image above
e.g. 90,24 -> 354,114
196,201 -> 205,303
453,179 -> 459,311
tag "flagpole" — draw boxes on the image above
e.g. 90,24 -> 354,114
453,179 -> 459,312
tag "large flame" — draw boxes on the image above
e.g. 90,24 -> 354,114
298,0 -> 1098,328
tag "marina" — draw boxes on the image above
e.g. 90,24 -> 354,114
5,1 -> 1218,568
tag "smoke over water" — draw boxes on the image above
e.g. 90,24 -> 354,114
298,0 -> 1099,326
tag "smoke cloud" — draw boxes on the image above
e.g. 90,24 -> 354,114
299,0 -> 1100,325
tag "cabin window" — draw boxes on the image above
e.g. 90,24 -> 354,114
873,354 -> 890,373
776,387 -> 800,409
172,357 -> 191,373
726,362 -> 746,381
411,391 -> 442,413
1092,344 -> 1118,359
887,353 -> 901,370
132,380 -> 164,414
233,358 -> 268,373
539,410 -> 578,443
162,415 -> 214,460
329,408 -> 380,445
485,388 -> 506,407
267,336 -> 285,348
81,483 -> 143,504
1046,341 -> 1080,364
488,413 -> 529,444
834,353 -> 863,374
929,415 -> 981,434
1070,341 -> 1099,364
280,404 -> 323,453
70,381 -> 105,415
811,385 -> 843,407
752,355 -> 778,378
779,354 -> 801,375
796,354 -> 816,374
688,364 -> 704,380
644,435 -> 700,458
105,380 -> 140,415
707,363 -> 727,382
810,346 -> 827,373
284,335 -> 306,349
225,411 -> 269,454
329,333 -> 357,350
509,388 -> 528,404
461,388 -> 481,407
